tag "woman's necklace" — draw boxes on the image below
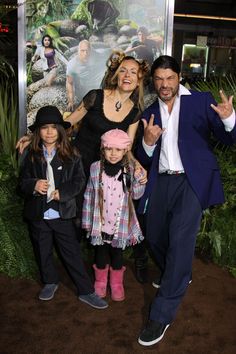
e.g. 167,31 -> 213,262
114,95 -> 131,112
105,90 -> 131,112
115,101 -> 122,112
113,90 -> 131,112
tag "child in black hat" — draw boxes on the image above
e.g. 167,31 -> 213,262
19,105 -> 108,309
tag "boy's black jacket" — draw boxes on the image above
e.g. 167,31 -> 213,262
19,152 -> 85,221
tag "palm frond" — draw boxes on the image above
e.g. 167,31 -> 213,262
194,76 -> 236,109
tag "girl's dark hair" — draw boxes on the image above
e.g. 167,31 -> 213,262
41,35 -> 53,48
30,124 -> 79,162
151,55 -> 180,77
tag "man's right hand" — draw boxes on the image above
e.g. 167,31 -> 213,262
142,114 -> 164,146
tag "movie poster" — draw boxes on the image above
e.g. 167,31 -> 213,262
20,0 -> 174,127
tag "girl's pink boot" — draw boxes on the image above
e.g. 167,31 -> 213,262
93,264 -> 109,298
109,266 -> 126,301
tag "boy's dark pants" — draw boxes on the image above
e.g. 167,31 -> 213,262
29,218 -> 94,295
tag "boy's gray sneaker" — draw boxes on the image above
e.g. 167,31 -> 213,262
39,283 -> 59,301
78,292 -> 108,309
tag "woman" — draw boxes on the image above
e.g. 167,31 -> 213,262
18,52 -> 149,178
65,52 -> 150,177
32,34 -> 68,86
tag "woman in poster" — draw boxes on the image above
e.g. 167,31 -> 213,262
32,34 -> 68,86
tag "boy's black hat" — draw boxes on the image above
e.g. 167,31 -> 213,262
28,106 -> 71,132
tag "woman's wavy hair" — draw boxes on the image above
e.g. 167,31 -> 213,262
30,124 -> 79,162
102,51 -> 150,111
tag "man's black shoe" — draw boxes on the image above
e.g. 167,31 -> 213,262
138,320 -> 170,346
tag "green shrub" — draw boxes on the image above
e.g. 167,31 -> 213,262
0,56 -> 37,279
0,153 -> 37,279
195,77 -> 236,275
0,55 -> 18,172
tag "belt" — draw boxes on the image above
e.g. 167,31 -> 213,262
159,170 -> 185,175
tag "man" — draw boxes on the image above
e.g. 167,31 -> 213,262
125,26 -> 162,66
136,55 -> 236,346
66,40 -> 106,111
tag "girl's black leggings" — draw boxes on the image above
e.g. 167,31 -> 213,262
95,244 -> 123,270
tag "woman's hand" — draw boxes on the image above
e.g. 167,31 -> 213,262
16,135 -> 32,154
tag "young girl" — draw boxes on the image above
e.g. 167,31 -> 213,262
82,129 -> 146,301
19,105 -> 107,309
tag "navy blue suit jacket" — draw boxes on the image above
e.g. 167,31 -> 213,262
137,90 -> 236,212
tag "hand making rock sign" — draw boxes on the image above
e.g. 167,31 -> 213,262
142,114 -> 165,146
210,90 -> 234,119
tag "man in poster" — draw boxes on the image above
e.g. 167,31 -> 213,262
125,26 -> 162,66
66,40 -> 107,111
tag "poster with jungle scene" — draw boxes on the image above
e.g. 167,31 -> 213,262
25,0 -> 170,126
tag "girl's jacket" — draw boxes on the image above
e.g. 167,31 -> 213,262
19,151 -> 85,221
82,161 -> 145,249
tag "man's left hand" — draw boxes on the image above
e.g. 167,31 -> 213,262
211,90 -> 234,119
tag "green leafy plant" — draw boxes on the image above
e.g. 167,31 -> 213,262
194,75 -> 236,102
0,55 -> 18,172
0,56 -> 37,279
0,153 -> 37,279
195,77 -> 236,273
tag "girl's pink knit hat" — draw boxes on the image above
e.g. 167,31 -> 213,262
101,129 -> 131,149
